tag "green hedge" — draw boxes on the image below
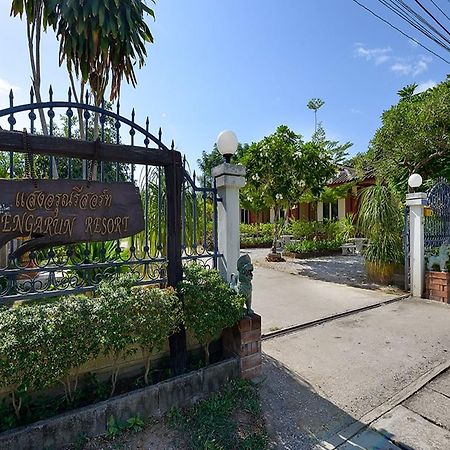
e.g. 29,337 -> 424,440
240,223 -> 274,247
284,239 -> 343,254
240,217 -> 355,247
0,268 -> 244,424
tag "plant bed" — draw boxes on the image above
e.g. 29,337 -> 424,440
425,271 -> 450,303
0,358 -> 240,450
282,249 -> 342,259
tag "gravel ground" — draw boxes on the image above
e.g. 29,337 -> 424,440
243,247 -> 404,294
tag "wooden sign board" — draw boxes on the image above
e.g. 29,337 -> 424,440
0,179 -> 145,257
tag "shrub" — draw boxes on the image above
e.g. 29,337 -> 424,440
284,239 -> 343,254
357,183 -> 403,266
288,220 -> 340,241
240,223 -> 273,247
0,295 -> 99,418
130,285 -> 182,384
179,265 -> 245,363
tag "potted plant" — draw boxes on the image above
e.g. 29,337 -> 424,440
358,183 -> 403,284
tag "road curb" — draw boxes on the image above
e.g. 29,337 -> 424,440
318,359 -> 450,449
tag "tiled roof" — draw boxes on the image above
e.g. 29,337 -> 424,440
327,166 -> 374,186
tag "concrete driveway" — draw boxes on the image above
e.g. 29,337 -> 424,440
259,298 -> 450,449
249,256 -> 450,449
253,266 -> 398,334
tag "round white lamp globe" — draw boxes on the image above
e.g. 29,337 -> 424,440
217,130 -> 238,163
408,173 -> 423,188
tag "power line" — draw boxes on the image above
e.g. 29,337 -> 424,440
429,0 -> 450,22
413,0 -> 450,40
351,0 -> 450,64
378,0 -> 450,50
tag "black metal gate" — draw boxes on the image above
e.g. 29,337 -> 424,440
424,178 -> 450,252
0,86 -> 220,305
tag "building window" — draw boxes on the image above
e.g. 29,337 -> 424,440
323,203 -> 330,220
241,209 -> 250,224
331,201 -> 338,220
322,201 -> 338,221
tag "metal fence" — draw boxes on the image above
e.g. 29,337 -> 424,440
424,178 -> 450,251
0,86 -> 219,304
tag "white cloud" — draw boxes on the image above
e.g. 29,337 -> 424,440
390,55 -> 431,76
0,77 -> 18,95
354,44 -> 392,65
416,79 -> 437,93
354,43 -> 432,78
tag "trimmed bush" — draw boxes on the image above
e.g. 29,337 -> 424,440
240,223 -> 273,247
284,239 -> 343,254
0,275 -> 183,417
179,265 -> 245,363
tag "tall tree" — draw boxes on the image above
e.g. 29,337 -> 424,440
368,76 -> 450,193
46,0 -> 155,177
307,98 -> 325,132
397,83 -> 418,100
241,125 -> 348,255
10,0 -> 49,135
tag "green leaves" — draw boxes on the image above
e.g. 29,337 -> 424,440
369,76 -> 450,192
0,269 -> 245,412
46,0 -> 156,101
179,266 -> 245,349
357,183 -> 403,265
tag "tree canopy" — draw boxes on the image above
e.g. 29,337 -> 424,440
240,124 -> 350,213
368,76 -> 450,192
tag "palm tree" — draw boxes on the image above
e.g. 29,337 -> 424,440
10,0 -> 48,134
307,98 -> 325,133
10,0 -> 59,178
47,0 -> 155,178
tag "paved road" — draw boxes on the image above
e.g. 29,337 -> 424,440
259,298 -> 450,449
252,266 -> 397,334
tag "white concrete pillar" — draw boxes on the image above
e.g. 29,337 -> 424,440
269,208 -> 275,223
338,198 -> 346,219
406,192 -> 427,298
212,163 -> 246,282
317,201 -> 324,222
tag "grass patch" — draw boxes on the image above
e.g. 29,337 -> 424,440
169,378 -> 269,450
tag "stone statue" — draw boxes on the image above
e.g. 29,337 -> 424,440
230,254 -> 254,315
427,241 -> 449,272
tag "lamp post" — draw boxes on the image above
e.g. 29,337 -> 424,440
408,173 -> 423,191
406,173 -> 426,297
212,130 -> 246,281
217,130 -> 238,163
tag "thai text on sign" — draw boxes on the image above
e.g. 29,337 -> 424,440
0,180 -> 145,257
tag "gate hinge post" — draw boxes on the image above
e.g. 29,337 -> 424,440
406,192 -> 427,298
212,163 -> 246,282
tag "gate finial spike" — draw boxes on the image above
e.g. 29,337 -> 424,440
158,127 -> 162,141
171,140 -> 175,150
131,108 -> 135,122
49,85 -> 53,101
30,86 -> 34,103
85,90 -> 89,104
9,89 -> 14,106
68,87 -> 72,102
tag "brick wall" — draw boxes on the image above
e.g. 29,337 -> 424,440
425,271 -> 450,303
222,314 -> 262,380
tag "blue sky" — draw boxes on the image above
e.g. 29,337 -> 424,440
0,0 -> 449,168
